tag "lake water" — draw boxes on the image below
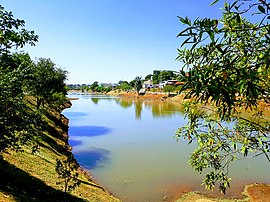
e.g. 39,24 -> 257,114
63,93 -> 270,202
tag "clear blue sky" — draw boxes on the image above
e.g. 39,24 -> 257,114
1,0 -> 225,84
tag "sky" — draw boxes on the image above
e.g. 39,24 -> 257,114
1,0 -> 225,84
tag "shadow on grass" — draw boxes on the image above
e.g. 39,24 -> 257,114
38,131 -> 68,156
0,158 -> 86,202
37,113 -> 70,156
43,110 -> 69,141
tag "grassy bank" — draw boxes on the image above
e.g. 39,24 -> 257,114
0,97 -> 120,202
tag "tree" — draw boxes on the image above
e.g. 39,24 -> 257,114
152,70 -> 161,84
119,82 -> 131,91
132,76 -> 142,94
145,74 -> 153,80
0,6 -> 39,153
163,85 -> 175,96
90,81 -> 99,91
26,58 -> 68,110
176,0 -> 270,194
55,155 -> 81,193
118,80 -> 129,85
0,5 -> 38,54
0,68 -> 39,152
158,70 -> 170,82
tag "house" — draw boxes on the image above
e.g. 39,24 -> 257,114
142,80 -> 153,89
159,81 -> 167,89
159,80 -> 185,89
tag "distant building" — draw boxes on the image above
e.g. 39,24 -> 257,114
159,80 -> 184,89
142,80 -> 153,89
99,83 -> 119,88
159,81 -> 167,89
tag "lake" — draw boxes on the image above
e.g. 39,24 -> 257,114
63,93 -> 269,202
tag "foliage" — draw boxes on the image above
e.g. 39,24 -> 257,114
49,92 -> 68,111
90,81 -> 99,91
103,86 -> 112,93
89,82 -> 112,93
55,155 -> 81,193
0,5 -> 38,54
145,74 -> 153,80
176,0 -> 270,194
81,85 -> 90,92
26,58 -> 68,110
175,85 -> 183,94
152,70 -> 161,84
158,70 -> 174,81
163,85 -> 176,95
95,85 -> 112,92
0,69 -> 39,152
0,6 -> 39,153
152,70 -> 175,84
132,76 -> 143,93
118,82 -> 131,91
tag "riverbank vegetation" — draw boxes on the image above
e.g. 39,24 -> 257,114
0,5 -> 119,202
176,0 -> 269,195
67,69 -> 186,95
1,0 -> 270,201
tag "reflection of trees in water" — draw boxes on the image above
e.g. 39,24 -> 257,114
143,101 -> 184,118
115,99 -> 142,119
134,101 -> 143,119
115,98 -> 184,119
115,99 -> 133,109
91,98 -> 99,104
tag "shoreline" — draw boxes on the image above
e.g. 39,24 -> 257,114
66,91 -> 270,202
63,99 -> 120,200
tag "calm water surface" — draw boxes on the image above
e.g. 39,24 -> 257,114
63,93 -> 269,202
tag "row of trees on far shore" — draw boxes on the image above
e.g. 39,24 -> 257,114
68,70 -> 188,94
2,0 -> 270,196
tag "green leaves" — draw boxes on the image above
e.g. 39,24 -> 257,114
0,6 -> 67,154
210,0 -> 219,6
133,76 -> 143,94
178,16 -> 191,26
177,17 -> 220,50
25,57 -> 68,110
0,5 -> 38,53
0,64 -> 40,152
207,30 -> 215,42
176,0 -> 270,194
258,5 -> 266,14
203,171 -> 231,194
55,155 -> 81,193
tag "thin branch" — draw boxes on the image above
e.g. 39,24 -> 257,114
263,149 -> 270,162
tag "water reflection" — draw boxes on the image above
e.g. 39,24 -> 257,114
63,112 -> 88,117
91,98 -> 99,104
83,95 -> 183,119
63,93 -> 270,202
148,102 -> 184,118
115,98 -> 184,119
134,101 -> 143,119
69,139 -> 82,147
73,147 -> 111,169
69,126 -> 112,137
115,99 -> 133,109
